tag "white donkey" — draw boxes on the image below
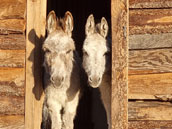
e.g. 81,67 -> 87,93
42,11 -> 81,129
82,14 -> 111,129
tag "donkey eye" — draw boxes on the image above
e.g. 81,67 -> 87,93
103,52 -> 108,56
83,51 -> 88,56
66,49 -> 72,54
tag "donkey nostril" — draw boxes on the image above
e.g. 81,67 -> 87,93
89,77 -> 92,82
61,77 -> 64,82
98,77 -> 101,82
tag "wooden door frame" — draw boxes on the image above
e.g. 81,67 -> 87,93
25,0 -> 128,129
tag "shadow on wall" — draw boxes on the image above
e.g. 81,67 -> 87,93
28,29 -> 45,100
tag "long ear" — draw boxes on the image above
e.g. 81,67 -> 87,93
100,17 -> 108,38
85,14 -> 95,36
47,11 -> 57,34
63,11 -> 73,37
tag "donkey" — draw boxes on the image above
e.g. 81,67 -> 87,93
42,11 -> 81,129
82,14 -> 111,129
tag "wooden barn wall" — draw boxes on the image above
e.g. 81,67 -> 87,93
0,0 -> 26,128
0,0 -> 172,128
128,0 -> 172,128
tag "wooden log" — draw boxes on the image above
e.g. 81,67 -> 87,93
111,0 -> 128,128
129,49 -> 172,75
128,73 -> 172,99
0,115 -> 24,129
0,19 -> 25,34
0,96 -> 24,115
128,101 -> 172,120
129,0 -> 172,9
0,34 -> 25,50
129,33 -> 172,50
0,68 -> 25,97
0,0 -> 26,19
25,0 -> 46,129
129,120 -> 172,129
0,50 -> 25,68
130,9 -> 172,35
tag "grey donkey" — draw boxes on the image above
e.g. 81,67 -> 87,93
42,11 -> 81,129
82,14 -> 111,129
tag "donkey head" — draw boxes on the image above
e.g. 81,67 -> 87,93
82,14 -> 109,88
43,11 -> 75,88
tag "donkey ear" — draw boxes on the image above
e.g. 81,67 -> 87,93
100,17 -> 108,38
63,11 -> 74,37
47,11 -> 57,34
85,14 -> 95,36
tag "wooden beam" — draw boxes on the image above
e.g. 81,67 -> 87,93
0,115 -> 24,129
0,0 -> 26,19
0,96 -> 24,115
111,0 -> 128,128
129,33 -> 172,50
129,120 -> 172,129
128,101 -> 172,120
0,68 -> 25,97
0,19 -> 25,34
0,34 -> 25,50
128,73 -> 172,99
129,0 -> 172,9
25,0 -> 47,129
129,9 -> 172,35
0,50 -> 25,68
129,49 -> 172,75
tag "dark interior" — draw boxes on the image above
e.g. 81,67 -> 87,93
47,0 -> 111,129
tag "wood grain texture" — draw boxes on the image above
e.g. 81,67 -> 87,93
130,9 -> 172,35
128,101 -> 172,120
0,68 -> 25,97
129,120 -> 172,129
129,33 -> 172,50
128,73 -> 172,99
129,49 -> 172,75
0,50 -> 25,68
0,19 -> 25,34
0,115 -> 24,129
0,96 -> 24,115
111,0 -> 128,128
0,34 -> 25,50
25,0 -> 46,129
0,0 -> 26,19
129,0 -> 172,9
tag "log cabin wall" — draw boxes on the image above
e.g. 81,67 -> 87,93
128,0 -> 172,128
0,0 -> 26,128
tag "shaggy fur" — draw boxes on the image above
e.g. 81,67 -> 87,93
82,14 -> 111,129
42,11 -> 81,129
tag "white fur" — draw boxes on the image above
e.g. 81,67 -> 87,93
83,14 -> 111,129
42,11 -> 81,129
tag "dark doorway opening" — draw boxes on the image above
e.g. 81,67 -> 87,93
47,0 -> 111,129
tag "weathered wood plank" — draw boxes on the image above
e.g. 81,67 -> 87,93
25,0 -> 46,129
128,101 -> 172,120
129,120 -> 172,129
111,0 -> 128,128
130,9 -> 172,35
0,34 -> 25,50
0,96 -> 24,115
128,73 -> 172,99
0,115 -> 24,129
0,68 -> 25,97
0,0 -> 26,19
129,0 -> 172,9
0,19 -> 25,34
0,50 -> 25,68
129,49 -> 172,75
129,33 -> 172,50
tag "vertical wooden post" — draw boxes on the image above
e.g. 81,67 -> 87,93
111,0 -> 128,129
25,0 -> 47,129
